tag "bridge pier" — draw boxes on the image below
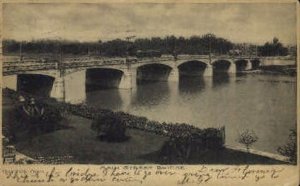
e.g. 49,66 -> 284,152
64,70 -> 86,104
168,68 -> 179,82
228,63 -> 236,74
245,60 -> 252,70
3,75 -> 17,91
204,64 -> 213,76
50,76 -> 65,102
119,69 -> 137,89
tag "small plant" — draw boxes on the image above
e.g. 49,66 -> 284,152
277,129 -> 297,164
91,112 -> 127,142
237,129 -> 258,152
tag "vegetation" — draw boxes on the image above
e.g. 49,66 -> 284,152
258,37 -> 288,56
160,127 -> 225,162
4,35 -> 292,57
2,88 -> 63,141
277,129 -> 297,164
3,34 -> 234,56
91,112 -> 127,142
237,129 -> 258,152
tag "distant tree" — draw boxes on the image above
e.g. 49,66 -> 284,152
258,37 -> 288,56
2,34 -> 235,57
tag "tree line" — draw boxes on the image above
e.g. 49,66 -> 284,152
3,34 -> 291,57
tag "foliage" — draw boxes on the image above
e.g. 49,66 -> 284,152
3,34 -> 234,56
258,37 -> 288,56
277,129 -> 297,164
159,127 -> 225,162
2,89 -> 64,138
91,112 -> 127,142
237,129 -> 258,152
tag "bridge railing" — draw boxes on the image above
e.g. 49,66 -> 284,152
3,62 -> 57,75
3,54 -> 295,75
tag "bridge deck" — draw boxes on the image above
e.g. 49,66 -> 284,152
2,55 -> 294,75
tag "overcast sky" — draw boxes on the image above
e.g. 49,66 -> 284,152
3,3 -> 297,45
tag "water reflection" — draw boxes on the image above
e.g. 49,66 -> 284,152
179,76 -> 205,94
84,74 -> 296,154
212,72 -> 230,88
131,81 -> 170,107
86,89 -> 123,110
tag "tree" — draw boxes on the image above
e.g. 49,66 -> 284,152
277,129 -> 297,164
258,37 -> 288,56
2,34 -> 235,57
237,129 -> 258,152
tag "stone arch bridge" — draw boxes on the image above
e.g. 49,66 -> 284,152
3,55 -> 262,104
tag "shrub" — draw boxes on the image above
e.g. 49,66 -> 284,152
91,112 -> 127,142
12,101 -> 63,134
277,129 -> 297,164
160,128 -> 225,162
237,129 -> 258,152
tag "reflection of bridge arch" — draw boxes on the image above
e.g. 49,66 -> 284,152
136,63 -> 173,83
177,60 -> 208,76
212,59 -> 234,73
86,68 -> 125,90
17,74 -> 55,97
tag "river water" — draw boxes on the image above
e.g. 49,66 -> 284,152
86,73 -> 296,155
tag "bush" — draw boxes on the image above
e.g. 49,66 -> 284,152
12,101 -> 63,134
160,128 -> 225,162
237,129 -> 258,152
277,129 -> 297,164
91,112 -> 127,142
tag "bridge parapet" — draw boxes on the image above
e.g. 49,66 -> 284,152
3,62 -> 57,76
2,54 -> 267,76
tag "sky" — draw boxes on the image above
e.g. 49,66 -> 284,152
3,3 -> 297,45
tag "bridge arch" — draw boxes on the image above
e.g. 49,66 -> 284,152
136,63 -> 173,83
250,59 -> 260,69
235,59 -> 249,71
177,60 -> 208,76
17,73 -> 55,98
15,70 -> 58,79
212,59 -> 233,73
85,68 -> 125,90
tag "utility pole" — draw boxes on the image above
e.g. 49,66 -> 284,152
207,34 -> 213,65
125,35 -> 136,66
60,43 -> 65,102
56,40 -> 65,102
19,41 -> 23,62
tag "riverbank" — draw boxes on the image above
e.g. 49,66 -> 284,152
259,65 -> 296,76
235,65 -> 296,76
2,89 -> 290,164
